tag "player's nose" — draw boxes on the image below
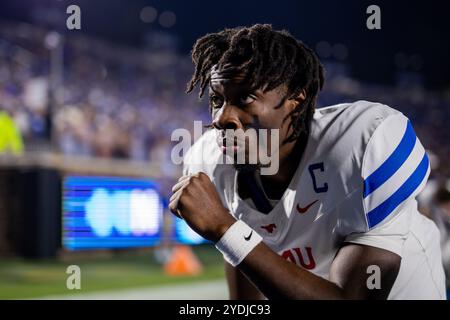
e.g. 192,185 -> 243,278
212,104 -> 242,131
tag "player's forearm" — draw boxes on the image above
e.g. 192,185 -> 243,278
236,242 -> 346,300
225,261 -> 267,300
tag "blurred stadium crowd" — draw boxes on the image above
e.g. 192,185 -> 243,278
1,21 -> 449,174
0,21 -> 209,177
1,21 -> 449,178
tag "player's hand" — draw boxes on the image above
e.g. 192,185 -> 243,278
169,172 -> 236,243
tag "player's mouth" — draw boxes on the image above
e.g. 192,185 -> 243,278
215,130 -> 252,159
221,145 -> 239,154
220,140 -> 240,154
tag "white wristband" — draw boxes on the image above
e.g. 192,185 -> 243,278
215,220 -> 263,267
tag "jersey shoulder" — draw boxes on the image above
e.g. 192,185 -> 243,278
309,100 -> 406,176
310,100 -> 429,232
183,129 -> 231,180
312,100 -> 402,148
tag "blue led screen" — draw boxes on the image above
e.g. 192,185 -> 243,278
63,176 -> 163,250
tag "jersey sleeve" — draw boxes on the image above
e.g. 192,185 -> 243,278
182,129 -> 221,177
182,129 -> 234,210
344,113 -> 430,256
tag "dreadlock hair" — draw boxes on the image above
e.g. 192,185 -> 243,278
186,24 -> 325,143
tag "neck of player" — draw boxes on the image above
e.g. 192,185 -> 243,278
259,135 -> 306,200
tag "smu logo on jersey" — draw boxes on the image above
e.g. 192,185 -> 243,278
281,247 -> 316,270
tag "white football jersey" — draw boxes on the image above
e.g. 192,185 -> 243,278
183,100 -> 446,300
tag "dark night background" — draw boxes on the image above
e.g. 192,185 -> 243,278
0,0 -> 449,89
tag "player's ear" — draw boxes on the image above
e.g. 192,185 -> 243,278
295,89 -> 306,105
298,89 -> 306,102
287,89 -> 306,111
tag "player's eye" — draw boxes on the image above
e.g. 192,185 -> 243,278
209,95 -> 224,109
238,94 -> 256,105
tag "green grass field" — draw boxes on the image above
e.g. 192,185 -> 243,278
0,245 -> 225,299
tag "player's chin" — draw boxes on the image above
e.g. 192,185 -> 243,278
233,163 -> 261,172
231,153 -> 259,170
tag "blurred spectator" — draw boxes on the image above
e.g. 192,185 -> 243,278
428,186 -> 450,292
0,109 -> 24,154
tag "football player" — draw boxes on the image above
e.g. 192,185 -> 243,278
169,24 -> 446,299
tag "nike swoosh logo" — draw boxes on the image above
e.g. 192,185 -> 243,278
296,200 -> 318,214
244,231 -> 253,241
